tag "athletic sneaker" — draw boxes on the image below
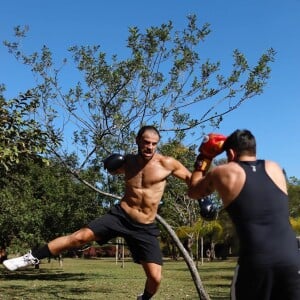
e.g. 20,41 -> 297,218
2,251 -> 39,271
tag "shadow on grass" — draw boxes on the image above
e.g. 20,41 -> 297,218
0,268 -> 91,281
0,268 -> 115,299
0,285 -> 114,300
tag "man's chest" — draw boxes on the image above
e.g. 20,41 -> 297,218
126,163 -> 170,188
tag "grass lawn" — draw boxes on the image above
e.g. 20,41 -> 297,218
0,257 -> 236,299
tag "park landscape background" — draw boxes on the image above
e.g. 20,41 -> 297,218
0,1 -> 300,299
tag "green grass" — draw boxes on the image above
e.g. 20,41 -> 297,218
0,258 -> 236,299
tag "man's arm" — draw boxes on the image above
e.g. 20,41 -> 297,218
188,133 -> 226,199
188,169 -> 215,199
165,157 -> 191,186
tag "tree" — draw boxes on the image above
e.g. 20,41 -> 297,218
3,15 -> 275,175
0,88 -> 54,257
0,157 -> 102,252
288,177 -> 300,218
176,218 -> 223,265
290,217 -> 300,236
0,88 -> 51,172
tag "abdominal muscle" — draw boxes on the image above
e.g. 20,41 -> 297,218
119,153 -> 171,224
120,182 -> 166,224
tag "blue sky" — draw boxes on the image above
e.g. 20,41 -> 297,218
1,0 -> 299,178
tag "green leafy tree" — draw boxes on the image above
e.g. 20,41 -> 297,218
290,217 -> 300,236
176,219 -> 222,266
0,88 -> 50,172
0,87 -> 54,251
3,15 -> 275,177
288,177 -> 300,218
0,158 -> 102,252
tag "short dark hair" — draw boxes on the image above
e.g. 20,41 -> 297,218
136,125 -> 161,140
222,129 -> 256,156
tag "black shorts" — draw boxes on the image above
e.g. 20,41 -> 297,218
87,204 -> 163,265
231,262 -> 300,300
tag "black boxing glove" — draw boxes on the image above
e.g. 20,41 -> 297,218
103,153 -> 125,173
198,197 -> 218,221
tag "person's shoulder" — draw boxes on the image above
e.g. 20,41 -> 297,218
161,154 -> 185,164
264,159 -> 281,168
156,153 -> 174,164
157,154 -> 182,168
264,160 -> 284,173
210,161 -> 240,177
212,161 -> 237,171
264,160 -> 287,192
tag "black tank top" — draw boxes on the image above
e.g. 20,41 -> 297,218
226,160 -> 299,266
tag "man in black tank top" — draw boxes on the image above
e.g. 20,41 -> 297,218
188,129 -> 300,300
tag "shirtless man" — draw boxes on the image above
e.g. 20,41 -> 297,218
188,129 -> 300,300
3,125 -> 191,300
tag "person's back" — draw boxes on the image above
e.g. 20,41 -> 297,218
225,159 -> 299,266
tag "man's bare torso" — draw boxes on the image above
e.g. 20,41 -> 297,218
120,153 -> 173,224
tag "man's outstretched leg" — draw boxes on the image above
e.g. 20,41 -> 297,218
3,228 -> 96,271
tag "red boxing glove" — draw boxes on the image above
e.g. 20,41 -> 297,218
194,133 -> 227,173
199,133 -> 227,158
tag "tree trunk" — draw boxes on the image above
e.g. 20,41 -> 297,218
156,214 -> 210,300
195,234 -> 199,269
201,236 -> 204,265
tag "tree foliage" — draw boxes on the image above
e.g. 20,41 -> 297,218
288,177 -> 300,218
0,158 -> 102,251
0,87 -> 50,172
3,15 -> 275,176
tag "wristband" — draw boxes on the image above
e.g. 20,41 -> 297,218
194,157 -> 211,174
